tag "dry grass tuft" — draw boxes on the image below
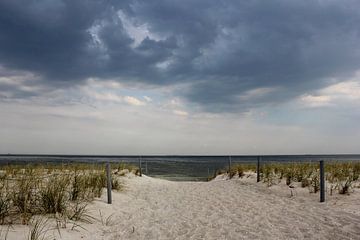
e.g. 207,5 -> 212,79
0,163 -> 132,227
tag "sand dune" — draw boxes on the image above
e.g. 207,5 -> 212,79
3,174 -> 360,239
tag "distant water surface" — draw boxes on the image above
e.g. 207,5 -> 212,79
0,155 -> 359,181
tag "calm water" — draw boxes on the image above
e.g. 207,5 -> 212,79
0,155 -> 359,181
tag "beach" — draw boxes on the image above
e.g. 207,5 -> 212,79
2,172 -> 360,240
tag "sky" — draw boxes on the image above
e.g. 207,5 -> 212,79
0,0 -> 360,155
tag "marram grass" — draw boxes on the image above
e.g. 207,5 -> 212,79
223,161 -> 360,195
0,163 -> 138,225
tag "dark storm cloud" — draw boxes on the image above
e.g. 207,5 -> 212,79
1,0 -> 360,111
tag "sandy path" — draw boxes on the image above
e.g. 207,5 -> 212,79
2,175 -> 360,239
87,175 -> 360,240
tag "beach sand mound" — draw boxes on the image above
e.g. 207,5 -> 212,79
3,174 -> 360,240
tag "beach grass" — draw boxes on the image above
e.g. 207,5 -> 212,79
0,163 -> 138,226
225,161 -> 360,195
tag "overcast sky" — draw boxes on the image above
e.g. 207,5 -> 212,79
0,0 -> 360,155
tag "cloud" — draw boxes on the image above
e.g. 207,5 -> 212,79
124,96 -> 146,106
143,96 -> 152,102
1,0 -> 360,112
0,65 -> 44,100
238,87 -> 279,101
298,71 -> 360,108
92,92 -> 123,103
173,110 -> 189,117
300,94 -> 332,108
322,81 -> 360,101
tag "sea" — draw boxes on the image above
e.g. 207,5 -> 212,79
0,154 -> 359,181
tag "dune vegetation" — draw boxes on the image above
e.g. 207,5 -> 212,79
0,162 -> 138,227
221,161 -> 360,195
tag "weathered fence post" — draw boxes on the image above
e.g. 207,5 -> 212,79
257,156 -> 261,182
228,156 -> 232,173
145,158 -> 148,175
320,160 -> 325,202
139,156 -> 142,177
106,163 -> 112,204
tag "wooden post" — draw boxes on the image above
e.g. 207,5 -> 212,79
257,156 -> 261,182
145,158 -> 148,175
320,160 -> 325,202
106,163 -> 112,204
139,156 -> 142,177
228,156 -> 232,173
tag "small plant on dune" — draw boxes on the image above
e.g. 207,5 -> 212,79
69,169 -> 94,202
228,167 -> 237,179
40,175 -> 69,214
243,163 -> 256,173
27,217 -> 50,240
262,164 -> 275,187
225,164 -> 256,180
84,171 -> 106,198
301,166 -> 315,188
338,179 -> 353,195
117,162 -> 126,172
301,178 -> 311,188
70,169 -> 82,202
282,167 -> 294,186
285,174 -> 292,186
337,165 -> 353,194
99,211 -> 117,227
95,171 -> 107,197
67,201 -> 93,224
229,164 -> 246,178
272,164 -> 285,180
0,179 -> 11,225
134,168 -> 141,176
309,172 -> 320,193
293,163 -> 309,182
0,194 -> 11,225
70,170 -> 100,201
11,175 -> 40,224
328,163 -> 355,195
116,163 -> 138,174
111,176 -> 122,191
223,164 -> 248,179
352,162 -> 360,181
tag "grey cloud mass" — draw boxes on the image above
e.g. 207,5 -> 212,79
1,0 -> 360,112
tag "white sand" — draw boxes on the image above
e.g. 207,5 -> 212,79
2,173 -> 360,240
